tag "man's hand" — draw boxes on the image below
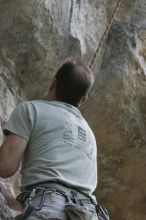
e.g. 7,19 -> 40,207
0,133 -> 28,178
0,181 -> 22,211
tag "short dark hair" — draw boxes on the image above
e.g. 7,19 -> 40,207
55,60 -> 94,106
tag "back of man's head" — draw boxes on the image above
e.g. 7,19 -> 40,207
55,60 -> 94,107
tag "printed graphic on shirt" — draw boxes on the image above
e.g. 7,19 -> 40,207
78,126 -> 86,142
63,121 -> 74,143
86,141 -> 94,160
62,111 -> 95,160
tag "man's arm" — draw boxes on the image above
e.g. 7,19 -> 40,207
0,181 -> 22,211
0,133 -> 28,178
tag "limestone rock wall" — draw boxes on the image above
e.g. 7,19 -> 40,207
0,0 -> 146,220
0,193 -> 14,220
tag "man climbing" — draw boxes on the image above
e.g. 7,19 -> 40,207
0,60 -> 98,220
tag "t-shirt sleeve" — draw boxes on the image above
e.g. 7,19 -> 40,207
3,102 -> 33,141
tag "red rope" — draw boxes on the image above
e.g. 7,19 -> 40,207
89,0 -> 124,69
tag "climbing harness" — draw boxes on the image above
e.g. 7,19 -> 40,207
15,186 -> 110,220
89,0 -> 124,69
15,187 -> 56,220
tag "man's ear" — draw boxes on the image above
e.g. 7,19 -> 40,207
49,77 -> 57,91
78,95 -> 88,107
48,77 -> 57,101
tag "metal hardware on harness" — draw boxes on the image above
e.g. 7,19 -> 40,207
15,187 -> 96,220
17,187 -> 55,220
70,190 -> 78,204
89,0 -> 124,69
96,204 -> 110,220
27,189 -> 45,211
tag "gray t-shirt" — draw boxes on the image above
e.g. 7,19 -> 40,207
3,101 -> 97,196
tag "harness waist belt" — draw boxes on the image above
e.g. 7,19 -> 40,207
36,182 -> 91,200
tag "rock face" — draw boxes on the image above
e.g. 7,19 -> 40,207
0,193 -> 14,220
0,0 -> 146,219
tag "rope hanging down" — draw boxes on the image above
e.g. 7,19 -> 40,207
89,0 -> 124,69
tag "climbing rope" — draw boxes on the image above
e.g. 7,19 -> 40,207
89,0 -> 124,69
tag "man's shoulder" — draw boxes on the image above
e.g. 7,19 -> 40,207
18,100 -> 62,114
18,100 -> 47,108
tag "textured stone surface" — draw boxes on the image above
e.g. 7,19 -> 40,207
0,0 -> 146,220
84,2 -> 146,219
0,193 -> 14,220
